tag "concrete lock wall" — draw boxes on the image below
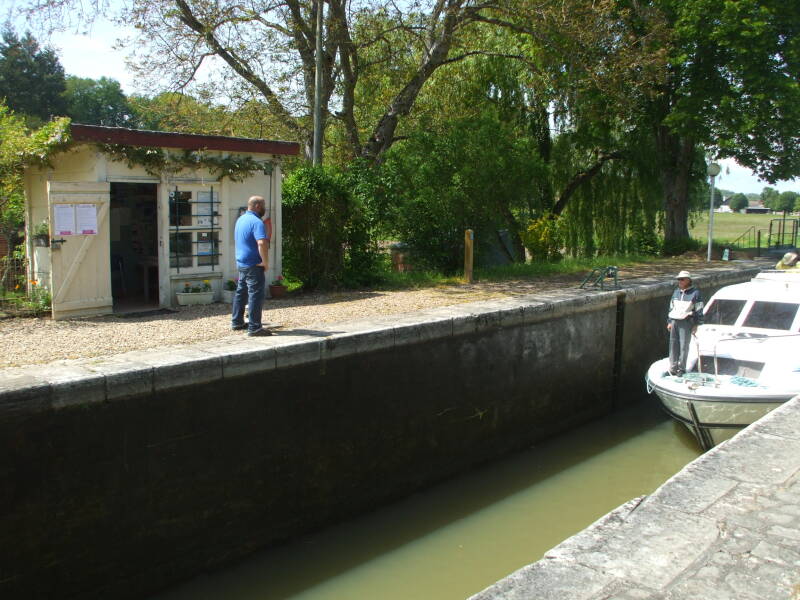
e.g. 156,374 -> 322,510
0,266 -> 759,599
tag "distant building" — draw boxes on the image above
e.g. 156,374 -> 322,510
745,199 -> 770,214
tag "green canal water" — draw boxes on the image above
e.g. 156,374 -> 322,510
153,397 -> 701,600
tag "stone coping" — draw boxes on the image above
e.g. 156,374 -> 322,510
0,264 -> 760,416
469,396 -> 800,600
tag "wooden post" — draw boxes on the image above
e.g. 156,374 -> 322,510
756,230 -> 761,257
464,229 -> 474,283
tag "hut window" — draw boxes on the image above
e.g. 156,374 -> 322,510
168,187 -> 221,272
169,191 -> 192,226
169,232 -> 193,268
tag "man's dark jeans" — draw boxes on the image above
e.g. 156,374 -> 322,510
232,265 -> 265,333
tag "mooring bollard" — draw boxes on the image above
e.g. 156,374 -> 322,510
464,229 -> 474,283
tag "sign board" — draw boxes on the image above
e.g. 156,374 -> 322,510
54,204 -> 76,235
53,203 -> 98,236
76,204 -> 98,235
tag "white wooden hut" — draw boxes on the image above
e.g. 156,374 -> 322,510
23,124 -> 299,319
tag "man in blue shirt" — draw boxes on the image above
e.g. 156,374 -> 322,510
232,195 -> 271,336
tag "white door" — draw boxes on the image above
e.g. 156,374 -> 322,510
48,181 -> 112,319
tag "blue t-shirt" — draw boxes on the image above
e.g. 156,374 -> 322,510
235,210 -> 268,268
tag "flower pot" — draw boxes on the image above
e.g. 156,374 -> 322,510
33,235 -> 49,248
221,289 -> 235,303
176,291 -> 214,306
269,284 -> 287,299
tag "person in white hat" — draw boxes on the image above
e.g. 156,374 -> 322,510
775,252 -> 799,270
667,270 -> 704,376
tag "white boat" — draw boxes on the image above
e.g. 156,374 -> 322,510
646,270 -> 800,450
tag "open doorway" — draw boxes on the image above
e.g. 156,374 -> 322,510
110,183 -> 159,312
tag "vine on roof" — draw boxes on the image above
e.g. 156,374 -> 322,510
95,143 -> 268,181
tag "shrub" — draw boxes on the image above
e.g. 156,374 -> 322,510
521,216 -> 565,262
282,164 -> 384,289
630,227 -> 661,256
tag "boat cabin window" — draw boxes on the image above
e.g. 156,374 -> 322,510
705,299 -> 746,325
742,301 -> 799,331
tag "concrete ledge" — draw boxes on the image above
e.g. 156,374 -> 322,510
0,263 -> 761,415
469,395 -> 800,600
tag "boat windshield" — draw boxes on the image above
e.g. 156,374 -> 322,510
742,301 -> 799,331
705,299 -> 746,325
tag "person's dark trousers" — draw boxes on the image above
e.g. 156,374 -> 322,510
231,265 -> 266,332
669,318 -> 694,374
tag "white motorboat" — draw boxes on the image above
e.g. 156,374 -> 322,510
646,270 -> 800,450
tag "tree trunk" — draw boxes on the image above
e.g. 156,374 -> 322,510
655,126 -> 694,243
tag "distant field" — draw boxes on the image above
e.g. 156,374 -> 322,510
689,212 -> 788,245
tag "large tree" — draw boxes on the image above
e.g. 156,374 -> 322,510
481,0 -> 800,244
23,0 -> 515,163
647,0 -> 800,242
0,30 -> 67,125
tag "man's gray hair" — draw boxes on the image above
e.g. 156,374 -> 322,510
247,195 -> 266,209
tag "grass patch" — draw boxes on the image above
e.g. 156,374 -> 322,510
689,212 -> 782,244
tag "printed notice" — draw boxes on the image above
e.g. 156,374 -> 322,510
76,204 -> 98,235
196,190 -> 218,227
53,204 -> 76,236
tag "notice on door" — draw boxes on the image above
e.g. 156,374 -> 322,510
76,204 -> 98,235
53,204 -> 98,235
53,204 -> 76,236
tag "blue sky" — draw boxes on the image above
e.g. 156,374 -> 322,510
12,12 -> 800,195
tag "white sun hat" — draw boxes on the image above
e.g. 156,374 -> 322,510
676,270 -> 691,279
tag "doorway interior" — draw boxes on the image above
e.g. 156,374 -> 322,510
110,183 -> 159,312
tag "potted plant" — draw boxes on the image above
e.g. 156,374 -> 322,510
221,279 -> 237,303
269,275 -> 287,299
32,220 -> 50,247
175,280 -> 214,306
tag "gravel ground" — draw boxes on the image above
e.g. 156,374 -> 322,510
0,257 -> 738,368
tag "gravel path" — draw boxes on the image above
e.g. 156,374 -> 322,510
0,257 -> 735,368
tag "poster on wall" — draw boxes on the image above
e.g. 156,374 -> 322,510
76,204 -> 98,235
196,190 -> 219,227
53,204 -> 76,236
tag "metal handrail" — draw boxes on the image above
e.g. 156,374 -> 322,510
729,225 -> 755,248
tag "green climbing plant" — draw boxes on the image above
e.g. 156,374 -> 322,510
96,144 -> 267,181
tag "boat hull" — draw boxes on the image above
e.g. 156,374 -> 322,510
646,359 -> 791,450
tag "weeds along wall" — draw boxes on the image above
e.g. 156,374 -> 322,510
0,267 -> 758,599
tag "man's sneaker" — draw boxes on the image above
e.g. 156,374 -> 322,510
231,324 -> 247,331
247,328 -> 273,337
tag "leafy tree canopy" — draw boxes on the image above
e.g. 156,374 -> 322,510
761,186 -> 781,207
64,76 -> 135,127
0,30 -> 67,125
666,0 -> 800,182
728,193 -> 748,212
776,191 -> 799,213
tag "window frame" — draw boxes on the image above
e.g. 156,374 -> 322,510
168,186 -> 222,274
